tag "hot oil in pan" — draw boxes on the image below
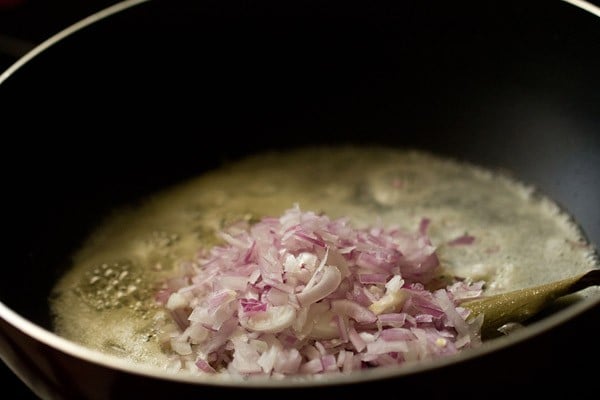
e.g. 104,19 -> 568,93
49,146 -> 599,369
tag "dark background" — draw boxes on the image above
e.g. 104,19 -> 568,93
1,2 -> 120,399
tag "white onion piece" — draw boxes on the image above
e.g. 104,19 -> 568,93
165,292 -> 188,310
240,305 -> 297,333
330,299 -> 377,324
296,265 -> 342,306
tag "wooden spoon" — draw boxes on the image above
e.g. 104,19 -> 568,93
461,269 -> 600,339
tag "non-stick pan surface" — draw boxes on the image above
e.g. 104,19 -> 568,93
1,0 -> 599,398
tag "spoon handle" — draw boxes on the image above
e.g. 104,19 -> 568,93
461,269 -> 600,339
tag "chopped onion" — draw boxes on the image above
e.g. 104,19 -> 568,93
157,204 -> 485,376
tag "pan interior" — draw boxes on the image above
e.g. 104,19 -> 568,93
49,146 -> 600,380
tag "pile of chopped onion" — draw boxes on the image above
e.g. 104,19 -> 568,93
155,204 -> 485,377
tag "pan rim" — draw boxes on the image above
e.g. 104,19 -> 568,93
2,292 -> 600,387
0,0 -> 150,85
2,0 -> 600,87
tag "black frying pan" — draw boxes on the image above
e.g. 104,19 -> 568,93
1,0 -> 599,398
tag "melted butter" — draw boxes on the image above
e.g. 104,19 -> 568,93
49,146 -> 599,369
